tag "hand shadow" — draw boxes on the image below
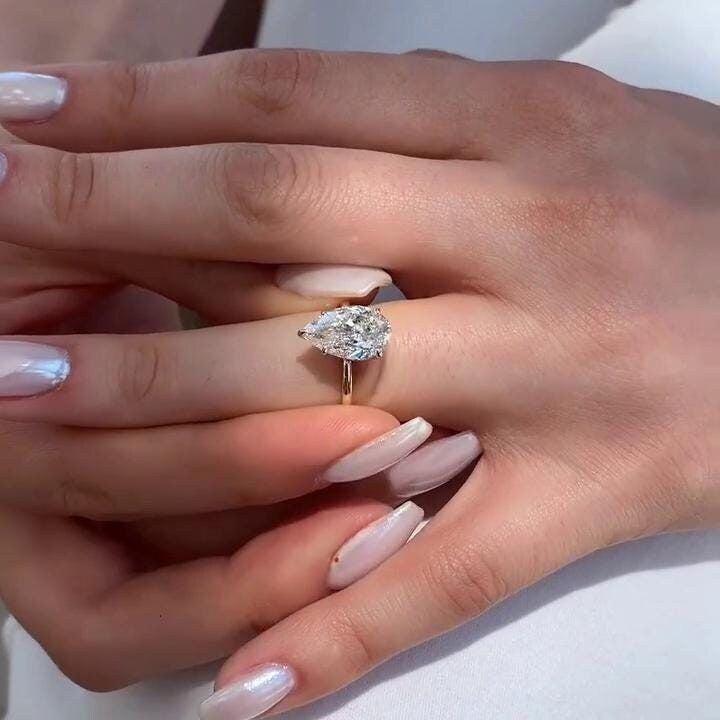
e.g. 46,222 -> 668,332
282,528 -> 720,720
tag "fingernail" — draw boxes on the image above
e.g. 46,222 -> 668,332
0,341 -> 70,397
0,152 -> 7,184
200,664 -> 296,720
387,431 -> 482,499
275,264 -> 392,298
323,417 -> 432,483
328,501 -> 424,590
0,72 -> 68,122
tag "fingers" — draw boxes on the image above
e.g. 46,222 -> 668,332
0,296 -> 510,429
0,406 -> 397,518
0,497 -> 395,690
107,255 -> 350,325
206,456 -> 632,719
2,51 -> 538,158
0,143 -> 493,284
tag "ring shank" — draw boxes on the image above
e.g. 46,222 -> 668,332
342,359 -> 353,405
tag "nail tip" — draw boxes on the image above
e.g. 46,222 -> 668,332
327,501 -> 425,590
322,417 -> 433,484
276,264 -> 393,298
0,341 -> 71,398
0,71 -> 68,122
201,664 -> 295,720
386,430 -> 482,499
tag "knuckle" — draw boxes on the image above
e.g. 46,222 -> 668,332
215,143 -> 318,237
51,471 -> 118,520
47,152 -> 99,226
327,607 -> 379,674
520,182 -> 659,271
224,48 -> 330,116
526,62 -> 635,142
50,619 -> 130,692
108,61 -> 151,119
424,542 -> 509,620
116,341 -> 164,407
407,48 -> 467,61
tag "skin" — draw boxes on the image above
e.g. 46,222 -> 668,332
0,49 -> 718,711
0,12 -> 390,697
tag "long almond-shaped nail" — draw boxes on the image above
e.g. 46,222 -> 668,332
0,72 -> 68,122
328,501 -> 424,590
388,431 -> 482,499
0,341 -> 70,397
275,264 -> 392,298
323,417 -> 432,483
200,664 -> 296,720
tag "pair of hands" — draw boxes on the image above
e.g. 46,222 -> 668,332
0,49 -> 718,718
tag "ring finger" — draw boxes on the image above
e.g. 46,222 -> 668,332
0,295 -> 518,431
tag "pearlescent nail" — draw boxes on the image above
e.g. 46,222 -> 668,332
275,264 -> 392,298
328,501 -> 424,590
0,152 -> 7,184
323,417 -> 433,483
200,664 -> 295,720
388,431 -> 482,499
0,341 -> 70,397
0,72 -> 68,122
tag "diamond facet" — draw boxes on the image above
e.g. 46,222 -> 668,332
298,305 -> 391,361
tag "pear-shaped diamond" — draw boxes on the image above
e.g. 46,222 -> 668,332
298,305 -> 391,361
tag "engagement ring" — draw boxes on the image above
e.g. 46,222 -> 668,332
298,305 -> 391,405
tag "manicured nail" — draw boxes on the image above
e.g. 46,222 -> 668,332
387,431 -> 482,499
323,417 -> 432,483
0,152 -> 7,184
200,664 -> 296,720
328,501 -> 424,590
0,72 -> 68,122
0,341 -> 70,397
275,264 -> 392,298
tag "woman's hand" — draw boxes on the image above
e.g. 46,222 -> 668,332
1,49 -> 719,717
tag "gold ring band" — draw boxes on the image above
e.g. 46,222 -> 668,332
342,359 -> 353,405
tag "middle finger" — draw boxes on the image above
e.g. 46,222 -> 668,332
0,142 -> 503,289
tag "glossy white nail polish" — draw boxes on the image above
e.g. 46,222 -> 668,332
0,341 -> 70,397
388,431 -> 482,498
275,264 -> 392,298
0,72 -> 68,122
200,664 -> 296,720
0,152 -> 7,184
323,417 -> 433,483
328,501 -> 424,590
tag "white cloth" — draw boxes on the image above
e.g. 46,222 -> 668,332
5,1 -> 720,718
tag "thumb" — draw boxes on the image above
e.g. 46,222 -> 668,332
199,456 -> 635,719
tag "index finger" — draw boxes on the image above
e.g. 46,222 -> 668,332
0,50 -> 553,158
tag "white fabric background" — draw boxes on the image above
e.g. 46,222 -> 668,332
4,1 -> 720,717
